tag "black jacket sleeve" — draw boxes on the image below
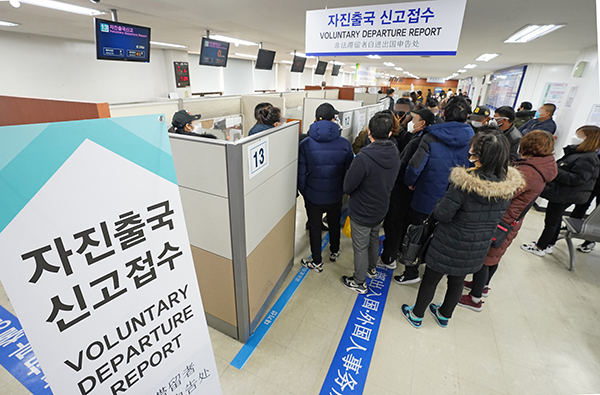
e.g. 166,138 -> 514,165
432,184 -> 466,223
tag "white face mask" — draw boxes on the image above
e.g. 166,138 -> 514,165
471,120 -> 483,128
488,119 -> 498,127
572,136 -> 584,145
193,124 -> 202,134
407,121 -> 415,133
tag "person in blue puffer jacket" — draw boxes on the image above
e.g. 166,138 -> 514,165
395,96 -> 475,285
298,103 -> 354,273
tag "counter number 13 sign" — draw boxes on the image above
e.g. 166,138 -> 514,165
248,138 -> 269,179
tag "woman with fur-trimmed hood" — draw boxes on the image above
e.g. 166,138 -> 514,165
402,128 -> 525,329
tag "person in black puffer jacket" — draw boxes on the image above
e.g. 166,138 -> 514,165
522,125 -> 600,257
401,128 -> 525,328
299,103 -> 354,272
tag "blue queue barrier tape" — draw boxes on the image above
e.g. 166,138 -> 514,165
0,304 -> 54,394
231,209 -> 348,370
319,235 -> 391,395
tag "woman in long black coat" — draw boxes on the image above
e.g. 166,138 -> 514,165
521,125 -> 600,257
402,128 -> 525,328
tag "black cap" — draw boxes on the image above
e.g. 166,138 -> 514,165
315,103 -> 339,121
172,110 -> 201,128
411,109 -> 435,126
471,106 -> 491,118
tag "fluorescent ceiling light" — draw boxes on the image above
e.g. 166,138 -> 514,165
476,53 -> 499,62
329,61 -> 345,65
18,0 -> 105,15
402,71 -> 410,74
383,62 -> 395,67
504,24 -> 565,43
457,69 -> 467,73
235,53 -> 257,59
9,0 -> 20,8
289,52 -> 315,59
464,64 -> 478,69
366,55 -> 381,59
150,41 -> 188,49
0,20 -> 20,26
280,60 -> 293,64
210,34 -> 258,46
394,67 -> 403,71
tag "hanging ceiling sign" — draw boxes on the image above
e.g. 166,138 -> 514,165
305,0 -> 467,57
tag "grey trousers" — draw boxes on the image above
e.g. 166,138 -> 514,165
351,218 -> 382,284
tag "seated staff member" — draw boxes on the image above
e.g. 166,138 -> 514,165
248,106 -> 284,136
168,110 -> 217,139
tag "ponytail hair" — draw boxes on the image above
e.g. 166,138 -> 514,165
257,106 -> 282,126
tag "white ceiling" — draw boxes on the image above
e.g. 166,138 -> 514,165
0,0 -> 597,79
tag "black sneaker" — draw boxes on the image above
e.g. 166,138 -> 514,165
366,268 -> 377,279
577,241 -> 596,253
301,258 -> 323,273
377,257 -> 397,270
330,250 -> 340,262
393,273 -> 421,285
340,276 -> 368,294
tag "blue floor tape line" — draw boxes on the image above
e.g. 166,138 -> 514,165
0,304 -> 53,394
230,233 -> 330,370
319,235 -> 391,395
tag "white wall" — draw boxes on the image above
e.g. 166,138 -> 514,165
223,58 -> 254,95
253,66 -> 276,91
552,47 -> 600,152
515,64 -> 573,110
0,31 -> 170,103
188,54 -> 225,94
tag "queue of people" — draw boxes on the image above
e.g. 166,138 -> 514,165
295,93 -> 600,329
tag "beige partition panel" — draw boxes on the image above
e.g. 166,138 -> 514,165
307,90 -> 325,98
241,94 -> 285,136
325,89 -> 340,99
110,101 -> 180,124
182,96 -> 242,119
282,91 -> 307,108
302,97 -> 364,133
354,93 -> 380,105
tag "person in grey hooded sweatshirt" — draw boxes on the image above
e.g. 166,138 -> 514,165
341,113 -> 401,294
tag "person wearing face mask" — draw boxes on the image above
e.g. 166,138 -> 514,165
514,101 -> 535,129
379,109 -> 435,270
522,125 -> 600,257
492,106 -> 522,161
395,97 -> 474,285
168,110 -> 218,139
518,103 -> 557,135
298,103 -> 354,273
468,105 -> 491,132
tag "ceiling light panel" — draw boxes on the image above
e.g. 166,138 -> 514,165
464,64 -> 478,69
0,20 -> 20,26
19,0 -> 105,16
476,53 -> 499,62
235,53 -> 257,59
504,24 -> 565,43
210,34 -> 258,46
150,41 -> 188,49
383,62 -> 395,67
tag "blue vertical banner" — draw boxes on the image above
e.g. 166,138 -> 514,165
0,305 -> 53,394
320,262 -> 393,394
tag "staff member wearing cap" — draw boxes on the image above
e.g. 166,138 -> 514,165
168,110 -> 202,135
299,103 -> 354,273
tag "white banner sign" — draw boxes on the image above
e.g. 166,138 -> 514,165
426,77 -> 446,83
305,0 -> 467,57
355,64 -> 377,85
0,116 -> 221,395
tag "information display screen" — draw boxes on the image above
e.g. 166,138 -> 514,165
95,18 -> 151,62
315,61 -> 327,75
332,64 -> 341,76
291,56 -> 306,73
485,65 -> 527,110
174,62 -> 190,87
255,49 -> 276,70
200,37 -> 230,67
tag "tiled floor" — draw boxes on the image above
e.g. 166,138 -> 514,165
2,204 -> 600,394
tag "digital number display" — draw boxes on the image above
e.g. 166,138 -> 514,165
174,62 -> 190,88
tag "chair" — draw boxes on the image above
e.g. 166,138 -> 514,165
560,205 -> 600,271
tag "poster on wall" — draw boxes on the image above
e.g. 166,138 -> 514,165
539,82 -> 568,107
356,64 -> 377,85
565,86 -> 578,108
0,115 -> 221,395
305,0 -> 467,56
586,104 -> 600,126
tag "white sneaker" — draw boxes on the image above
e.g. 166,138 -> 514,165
521,242 -> 545,257
544,245 -> 554,254
377,257 -> 397,270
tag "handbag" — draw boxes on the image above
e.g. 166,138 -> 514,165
400,215 -> 437,267
342,216 -> 352,238
490,195 -> 539,248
